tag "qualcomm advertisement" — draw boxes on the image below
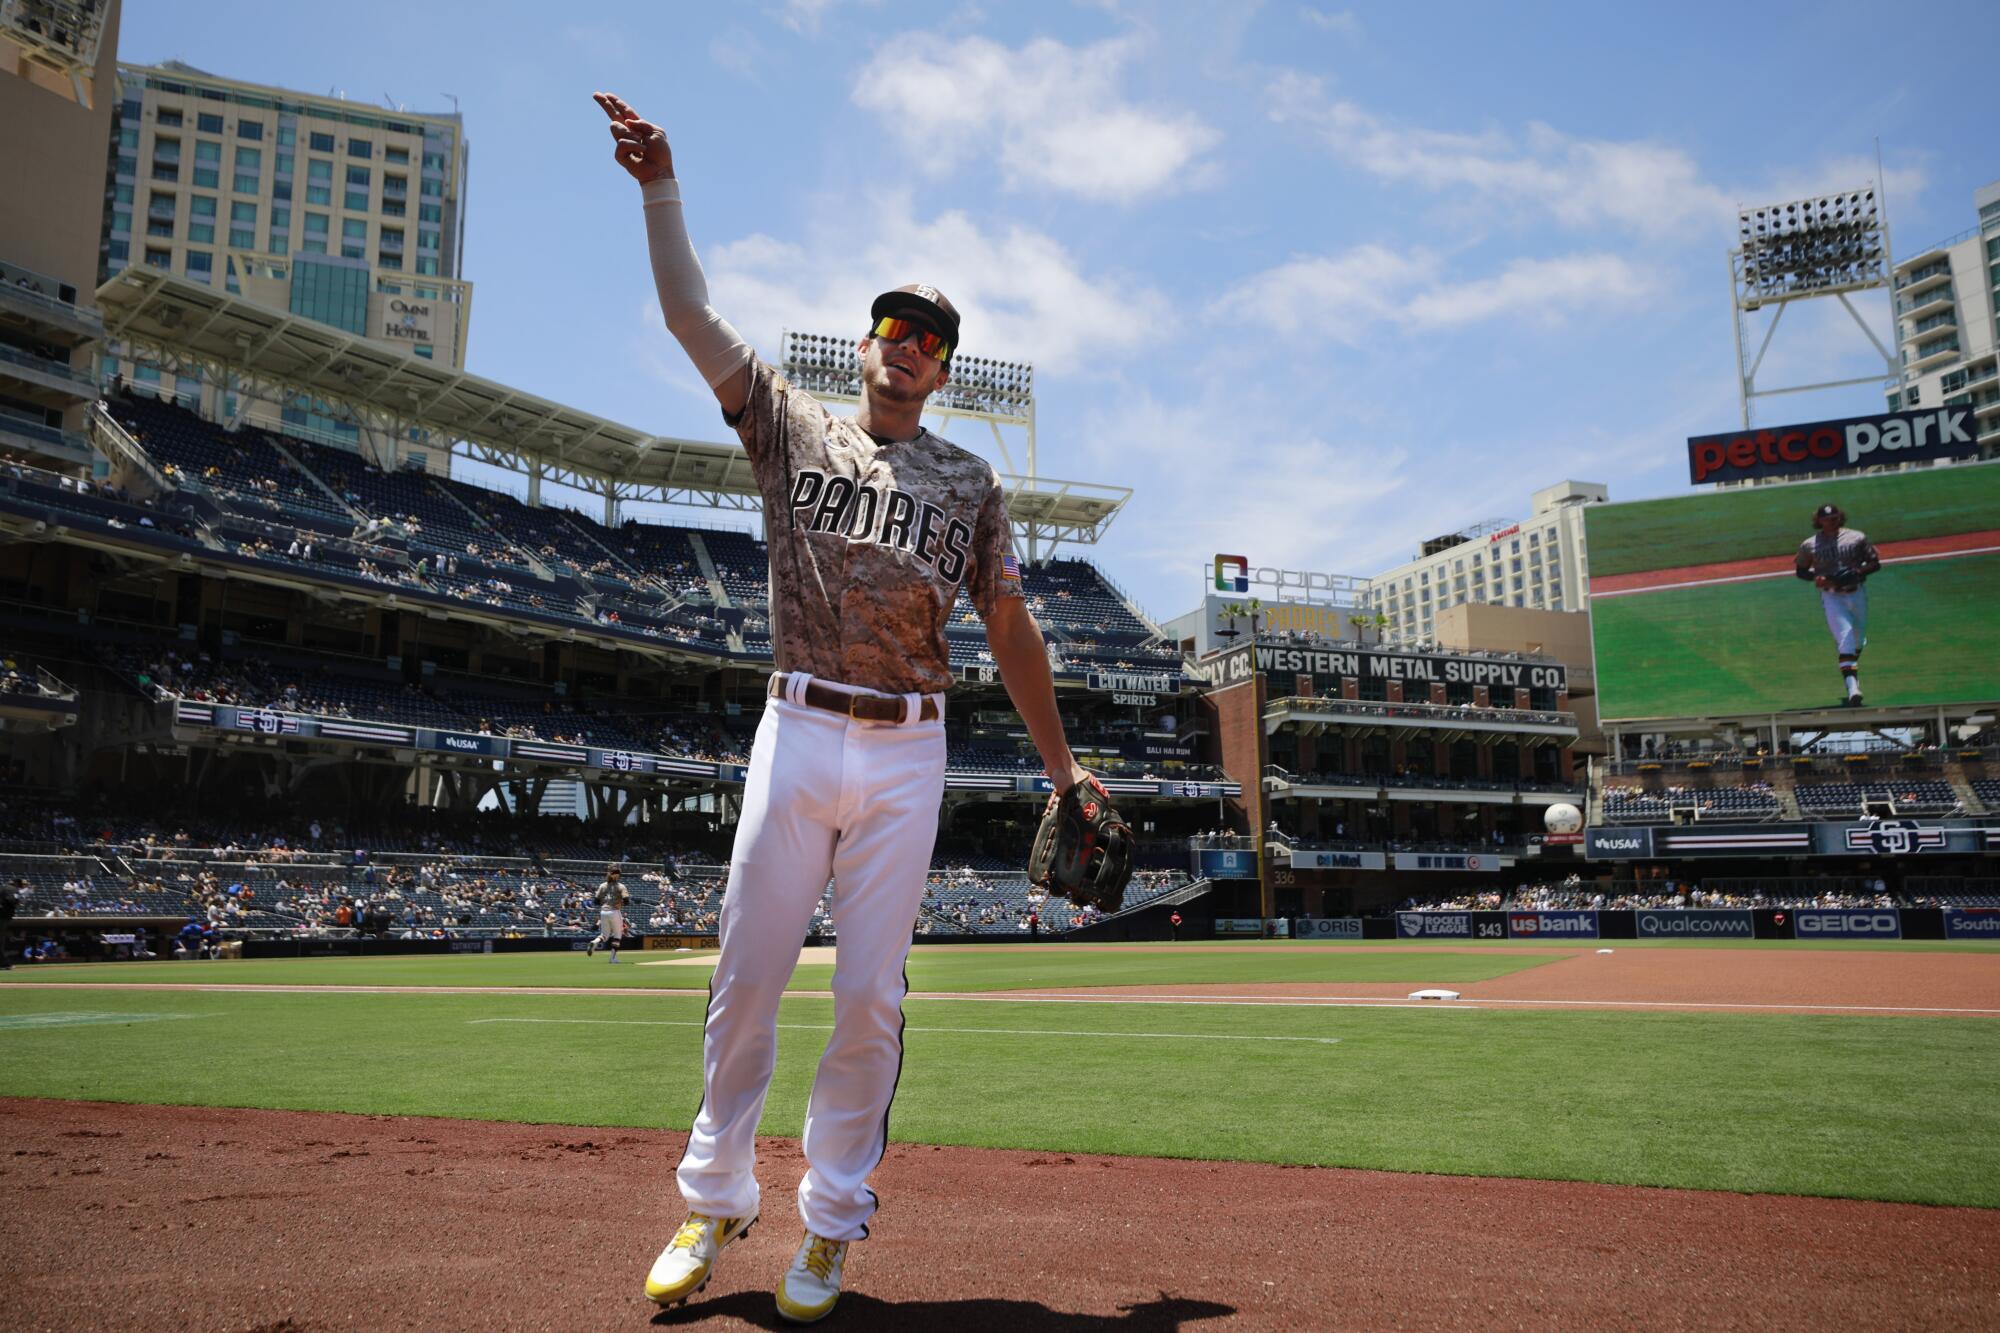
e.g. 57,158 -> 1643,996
1635,909 -> 1754,939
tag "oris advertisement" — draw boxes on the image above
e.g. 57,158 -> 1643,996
1294,917 -> 1365,940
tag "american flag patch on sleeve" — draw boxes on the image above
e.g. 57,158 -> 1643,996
1000,554 -> 1021,581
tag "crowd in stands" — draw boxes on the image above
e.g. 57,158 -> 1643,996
1406,873 -> 1938,912
10,392 -> 1202,685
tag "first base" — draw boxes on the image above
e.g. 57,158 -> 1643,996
1408,989 -> 1461,1001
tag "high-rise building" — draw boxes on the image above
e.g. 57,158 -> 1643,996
99,58 -> 473,436
1357,481 -> 1607,646
1886,180 -> 2000,459
0,0 -> 120,471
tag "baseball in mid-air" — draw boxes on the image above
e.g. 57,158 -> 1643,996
1544,803 -> 1584,835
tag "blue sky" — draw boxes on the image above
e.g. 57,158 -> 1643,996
122,1 -> 1997,620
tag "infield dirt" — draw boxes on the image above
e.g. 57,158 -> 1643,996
4,1097 -> 1997,1331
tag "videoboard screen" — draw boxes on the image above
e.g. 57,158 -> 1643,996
1586,462 -> 2000,720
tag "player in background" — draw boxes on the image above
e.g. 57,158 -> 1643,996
588,865 -> 627,962
1793,502 -> 1881,707
593,91 -> 1093,1323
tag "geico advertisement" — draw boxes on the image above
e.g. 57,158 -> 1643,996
1790,909 -> 1902,939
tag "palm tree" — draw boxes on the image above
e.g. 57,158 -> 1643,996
1218,597 -> 1263,644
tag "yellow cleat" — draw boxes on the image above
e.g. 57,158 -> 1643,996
645,1211 -> 756,1307
775,1231 -> 849,1324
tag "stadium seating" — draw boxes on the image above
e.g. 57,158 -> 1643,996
19,394 -> 1182,675
1600,788 -> 1672,822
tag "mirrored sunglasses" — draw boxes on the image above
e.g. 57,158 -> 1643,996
870,316 -> 951,363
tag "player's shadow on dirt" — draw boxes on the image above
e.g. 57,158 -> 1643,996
651,1291 -> 1234,1330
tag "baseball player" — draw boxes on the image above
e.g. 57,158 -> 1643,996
594,91 -> 1093,1323
588,865 -> 628,962
1793,502 -> 1881,707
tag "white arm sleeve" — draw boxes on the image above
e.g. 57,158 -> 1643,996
641,176 -> 754,390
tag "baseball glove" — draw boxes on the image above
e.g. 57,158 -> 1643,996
1029,774 -> 1134,913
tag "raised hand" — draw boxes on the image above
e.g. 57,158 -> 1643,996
592,91 -> 673,183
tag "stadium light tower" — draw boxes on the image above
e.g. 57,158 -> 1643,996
1729,183 -> 1898,427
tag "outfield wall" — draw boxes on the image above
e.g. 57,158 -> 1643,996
1376,907 -> 1988,941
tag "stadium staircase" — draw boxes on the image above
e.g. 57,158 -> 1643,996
685,532 -> 732,609
1769,769 -> 1804,821
260,434 -> 366,526
424,477 -> 560,583
1944,764 -> 1986,815
88,403 -> 173,499
1093,562 -> 1174,651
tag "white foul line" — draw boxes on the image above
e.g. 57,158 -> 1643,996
8,982 -> 1995,1016
941,991 -> 2000,1016
466,1016 -> 1341,1044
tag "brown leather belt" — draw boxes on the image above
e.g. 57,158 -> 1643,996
769,672 -> 940,724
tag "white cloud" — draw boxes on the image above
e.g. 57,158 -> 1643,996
1075,382 -> 1412,585
1215,245 -> 1655,343
851,33 -> 1220,202
1267,73 -> 1931,245
776,0 -> 848,35
1268,73 -> 1729,238
1299,6 -> 1359,33
684,191 -> 1172,375
709,28 -> 765,83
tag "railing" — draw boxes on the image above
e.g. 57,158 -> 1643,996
0,341 -> 94,390
1897,285 -> 1953,315
1266,695 -> 1576,728
1896,257 -> 1955,287
1899,228 -> 1979,268
0,273 -> 103,333
89,401 -> 174,494
0,411 -> 88,456
0,664 -> 78,702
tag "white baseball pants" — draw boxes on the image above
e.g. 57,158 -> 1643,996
1820,587 -> 1868,656
676,672 -> 946,1241
595,909 -> 625,944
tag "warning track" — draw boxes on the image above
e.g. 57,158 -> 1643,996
1589,527 -> 2000,598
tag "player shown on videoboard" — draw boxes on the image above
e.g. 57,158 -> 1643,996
592,89 -> 1098,1324
1793,502 -> 1881,708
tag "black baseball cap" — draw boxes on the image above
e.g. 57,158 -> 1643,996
1815,503 -> 1843,519
870,284 -> 961,354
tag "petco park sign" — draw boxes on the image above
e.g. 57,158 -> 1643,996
1686,407 -> 1975,484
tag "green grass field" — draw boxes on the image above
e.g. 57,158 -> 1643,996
1584,461 -> 2000,576
1591,552 -> 2000,718
5,946 -> 1999,1207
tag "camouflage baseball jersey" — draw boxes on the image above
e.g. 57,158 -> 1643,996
1797,528 -> 1878,583
724,357 -> 1024,695
594,879 -> 629,909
